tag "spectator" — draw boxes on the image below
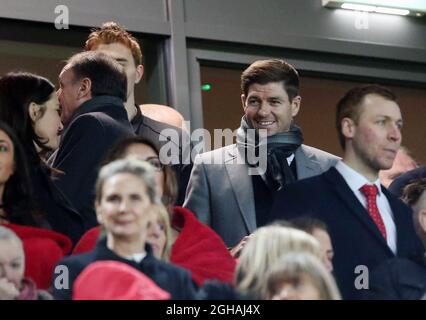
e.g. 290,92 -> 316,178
139,104 -> 188,134
265,252 -> 341,300
388,165 -> 426,198
288,217 -> 335,272
184,58 -> 339,249
0,226 -> 52,300
0,121 -> 72,289
235,225 -> 322,299
368,177 -> 426,299
51,51 -> 134,229
0,72 -> 84,243
53,158 -> 197,300
84,21 -> 191,206
73,136 -> 236,285
269,85 -> 421,299
146,204 -> 174,261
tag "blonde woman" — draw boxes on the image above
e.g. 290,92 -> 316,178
146,204 -> 174,261
265,252 -> 341,300
235,225 -> 322,299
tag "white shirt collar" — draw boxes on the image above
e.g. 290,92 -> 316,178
335,161 -> 382,196
124,252 -> 147,263
287,153 -> 295,165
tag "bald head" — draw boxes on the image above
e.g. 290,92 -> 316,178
139,104 -> 186,132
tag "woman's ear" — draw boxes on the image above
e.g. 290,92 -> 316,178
95,203 -> 103,225
28,102 -> 41,122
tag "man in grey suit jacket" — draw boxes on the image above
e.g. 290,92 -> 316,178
184,59 -> 339,248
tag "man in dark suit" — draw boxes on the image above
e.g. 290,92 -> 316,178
52,51 -> 134,229
269,85 -> 422,299
84,22 -> 191,205
367,177 -> 426,300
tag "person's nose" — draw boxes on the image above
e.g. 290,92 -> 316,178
323,255 -> 333,273
257,102 -> 271,117
388,123 -> 402,143
118,199 -> 130,212
148,224 -> 161,238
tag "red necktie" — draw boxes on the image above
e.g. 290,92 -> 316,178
359,184 -> 387,240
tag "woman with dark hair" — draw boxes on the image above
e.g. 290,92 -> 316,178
0,121 -> 71,290
0,72 -> 84,243
73,136 -> 236,286
0,121 -> 41,226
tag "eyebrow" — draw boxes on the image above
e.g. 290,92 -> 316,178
115,58 -> 128,63
377,115 -> 403,123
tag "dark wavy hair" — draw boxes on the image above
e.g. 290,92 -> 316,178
103,135 -> 177,208
0,72 -> 56,158
0,121 -> 44,226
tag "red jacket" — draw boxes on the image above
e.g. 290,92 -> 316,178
73,207 -> 236,285
4,223 -> 72,290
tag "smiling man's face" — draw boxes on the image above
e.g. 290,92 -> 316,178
242,81 -> 300,136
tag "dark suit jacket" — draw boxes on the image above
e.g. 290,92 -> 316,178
52,96 -> 134,229
388,165 -> 426,198
31,163 -> 84,244
52,239 -> 197,300
269,167 -> 422,299
366,254 -> 426,300
131,106 -> 192,206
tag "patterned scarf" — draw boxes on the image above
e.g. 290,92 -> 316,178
236,116 -> 304,191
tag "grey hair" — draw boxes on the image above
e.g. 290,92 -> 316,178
95,157 -> 161,205
0,226 -> 23,248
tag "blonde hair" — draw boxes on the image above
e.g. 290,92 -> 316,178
147,204 -> 173,261
235,225 -> 321,299
266,252 -> 341,300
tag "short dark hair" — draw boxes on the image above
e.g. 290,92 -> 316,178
0,121 -> 44,226
289,217 -> 328,235
336,85 -> 397,149
402,178 -> 426,208
0,72 -> 55,155
241,59 -> 299,101
66,51 -> 127,101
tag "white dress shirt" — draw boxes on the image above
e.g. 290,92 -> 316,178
335,161 -> 397,254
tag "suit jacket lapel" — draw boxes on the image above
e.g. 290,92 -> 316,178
294,145 -> 322,179
224,145 -> 257,233
324,168 -> 394,256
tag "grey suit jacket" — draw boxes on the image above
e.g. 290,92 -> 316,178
183,143 -> 340,247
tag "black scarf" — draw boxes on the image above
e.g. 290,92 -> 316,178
236,116 -> 304,191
